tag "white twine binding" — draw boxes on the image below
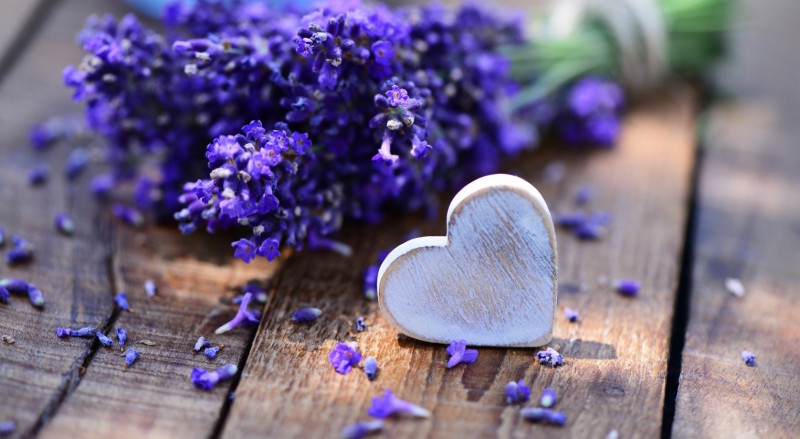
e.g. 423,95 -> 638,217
548,0 -> 668,92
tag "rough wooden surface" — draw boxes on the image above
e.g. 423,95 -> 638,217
221,87 -> 696,438
672,0 -> 800,436
0,0 -> 47,73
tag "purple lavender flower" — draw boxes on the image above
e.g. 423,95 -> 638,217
112,204 -> 145,228
742,350 -> 756,367
291,307 -> 322,323
564,307 -> 579,323
97,331 -> 113,347
505,379 -> 531,404
124,349 -> 140,367
215,292 -> 259,334
144,279 -> 157,297
556,77 -> 623,147
115,292 -> 130,310
71,326 -> 96,338
190,363 -> 238,390
194,336 -> 211,352
575,222 -> 605,240
446,340 -> 478,368
54,213 -> 75,235
0,278 -> 28,293
355,316 -> 366,333
367,389 -> 431,419
536,347 -> 564,367
65,148 -> 90,180
521,407 -> 567,426
615,279 -> 640,297
0,420 -> 15,435
55,327 -> 72,338
117,328 -> 127,349
341,420 -> 384,439
329,342 -> 362,375
0,286 -> 8,304
540,387 -> 557,408
371,41 -> 395,66
27,284 -> 44,308
204,346 -> 221,359
28,164 -> 49,186
364,356 -> 378,381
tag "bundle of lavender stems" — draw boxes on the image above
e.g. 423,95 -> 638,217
35,0 -> 729,267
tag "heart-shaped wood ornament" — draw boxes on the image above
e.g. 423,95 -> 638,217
377,174 -> 557,347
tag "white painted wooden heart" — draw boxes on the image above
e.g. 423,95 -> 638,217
377,174 -> 557,347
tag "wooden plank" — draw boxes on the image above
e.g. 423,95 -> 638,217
0,0 -> 122,436
41,227 -> 283,439
672,3 -> 800,436
221,86 -> 696,438
0,0 -> 47,73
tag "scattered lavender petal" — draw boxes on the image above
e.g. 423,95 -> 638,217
70,326 -> 96,338
329,342 -> 362,375
0,278 -> 29,294
54,213 -> 75,236
615,279 -> 640,297
536,347 -> 564,367
90,174 -> 114,199
0,420 -> 15,435
204,346 -> 221,359
505,379 -> 530,403
521,407 -> 567,426
27,284 -> 44,308
540,387 -> 557,408
144,279 -> 157,297
725,278 -> 745,298
190,364 -> 237,390
355,316 -> 366,333
195,336 -> 211,352
215,292 -> 259,334
115,292 -> 130,310
55,327 -> 72,338
564,307 -> 579,323
124,349 -> 140,367
28,164 -> 49,186
97,331 -> 113,347
446,340 -> 478,368
117,327 -> 127,348
367,389 -> 430,418
112,203 -> 145,228
65,147 -> 90,180
291,307 -> 322,323
742,350 -> 756,367
341,420 -> 384,439
364,356 -> 378,381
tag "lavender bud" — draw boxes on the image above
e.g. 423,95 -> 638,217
204,346 -> 221,359
0,420 -> 16,435
144,279 -> 157,297
114,292 -> 130,311
355,316 -> 366,333
194,336 -> 211,352
742,350 -> 756,367
0,278 -> 28,294
54,213 -> 75,235
0,286 -> 8,303
564,307 -> 579,323
65,148 -> 89,180
72,326 -> 96,337
27,284 -> 44,308
615,279 -> 640,297
291,307 -> 322,323
117,327 -> 127,348
28,164 -> 49,185
124,349 -> 140,367
364,357 -> 378,380
341,420 -> 384,439
540,387 -> 557,408
521,407 -> 566,426
55,327 -> 72,338
97,331 -> 113,347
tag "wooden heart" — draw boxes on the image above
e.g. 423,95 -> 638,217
377,174 -> 557,347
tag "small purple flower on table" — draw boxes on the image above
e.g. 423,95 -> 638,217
364,357 -> 378,381
0,286 -> 8,304
194,336 -> 211,352
116,327 -> 127,349
446,340 -> 478,368
204,346 -> 221,359
232,238 -> 257,263
329,342 -> 362,375
564,307 -> 579,323
191,364 -> 238,390
372,42 -> 395,66
368,389 -> 431,419
505,379 -> 531,404
540,387 -> 557,408
124,348 -> 139,367
615,279 -> 640,297
55,327 -> 72,338
72,326 -> 96,338
28,164 -> 49,186
521,407 -> 567,426
54,213 -> 75,236
115,292 -> 130,311
355,316 -> 366,333
536,347 -> 564,367
97,331 -> 113,347
144,279 -> 157,297
341,419 -> 384,439
27,284 -> 44,308
742,350 -> 756,367
215,292 -> 259,334
112,203 -> 145,228
291,307 -> 322,323
0,420 -> 15,435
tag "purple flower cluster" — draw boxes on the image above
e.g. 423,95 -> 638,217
64,0 -> 536,260
555,77 -> 624,146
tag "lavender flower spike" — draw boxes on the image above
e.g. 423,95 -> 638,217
329,342 -> 362,375
97,331 -> 113,347
0,420 -> 16,435
191,364 -> 238,390
215,292 -> 259,334
536,347 -> 564,367
195,336 -> 211,352
521,407 -> 567,426
124,349 -> 140,367
615,279 -> 640,297
367,389 -> 431,419
27,284 -> 44,308
144,279 -> 157,297
364,357 -> 378,381
116,327 -> 127,349
115,292 -> 130,311
54,213 -> 75,235
341,420 -> 384,439
540,387 -> 557,408
742,350 -> 756,367
446,340 -> 478,368
291,307 -> 322,323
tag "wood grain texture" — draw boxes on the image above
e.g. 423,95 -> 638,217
0,0 -> 119,436
378,174 -> 557,347
221,85 -> 696,438
672,2 -> 800,436
0,0 -> 47,71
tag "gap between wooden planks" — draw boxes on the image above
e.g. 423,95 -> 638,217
220,86 -> 697,439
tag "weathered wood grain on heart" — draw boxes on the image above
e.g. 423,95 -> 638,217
673,1 -> 800,434
220,86 -> 696,438
378,174 -> 557,347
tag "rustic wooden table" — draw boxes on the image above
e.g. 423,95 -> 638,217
0,1 -> 798,438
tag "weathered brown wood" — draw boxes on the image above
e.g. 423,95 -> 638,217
672,2 -> 800,436
221,86 -> 696,438
0,0 -> 119,436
